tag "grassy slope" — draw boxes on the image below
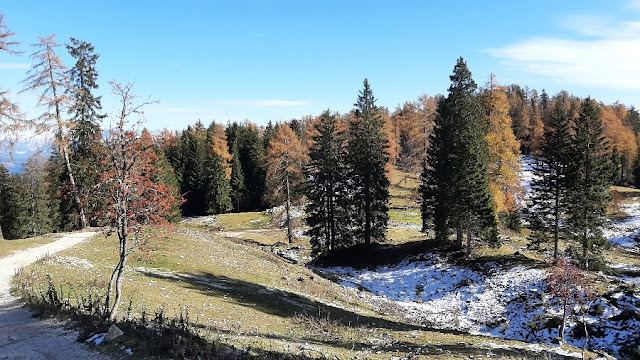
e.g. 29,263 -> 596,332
11,167 -> 608,359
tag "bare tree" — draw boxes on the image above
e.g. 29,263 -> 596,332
21,34 -> 87,228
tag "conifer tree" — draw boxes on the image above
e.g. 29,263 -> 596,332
0,14 -> 22,153
0,164 -> 11,239
22,34 -> 87,228
14,154 -> 55,238
527,98 -> 572,260
265,124 -> 308,243
180,123 -> 208,215
565,98 -> 611,269
347,79 -> 390,245
226,122 -> 266,209
421,58 -> 497,254
229,141 -> 246,212
483,74 -> 522,216
305,110 -> 352,255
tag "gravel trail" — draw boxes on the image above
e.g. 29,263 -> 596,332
0,231 -> 112,359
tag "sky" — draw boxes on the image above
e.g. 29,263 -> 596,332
1,0 -> 640,131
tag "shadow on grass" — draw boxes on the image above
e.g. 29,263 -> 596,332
136,268 -> 422,332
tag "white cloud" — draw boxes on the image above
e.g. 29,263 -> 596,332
212,100 -> 310,107
0,62 -> 29,70
487,13 -> 640,90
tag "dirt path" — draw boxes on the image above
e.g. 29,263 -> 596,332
0,231 -> 113,359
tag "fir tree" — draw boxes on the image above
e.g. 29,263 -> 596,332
229,141 -> 246,212
347,79 -> 390,245
0,164 -> 11,239
305,110 -> 352,255
565,98 -> 611,269
180,123 -> 208,215
13,155 -> 55,238
527,98 -> 572,260
205,152 -> 231,214
421,58 -> 497,254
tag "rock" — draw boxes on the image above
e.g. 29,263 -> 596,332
610,309 -> 640,322
105,324 -> 124,342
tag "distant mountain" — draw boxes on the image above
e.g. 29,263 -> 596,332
1,136 -> 52,173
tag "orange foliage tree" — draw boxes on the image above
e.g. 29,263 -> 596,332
264,124 -> 309,243
483,75 -> 523,214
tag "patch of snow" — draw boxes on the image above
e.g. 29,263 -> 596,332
86,333 -> 106,345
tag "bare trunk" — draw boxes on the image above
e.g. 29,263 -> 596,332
560,298 -> 567,343
0,225 -> 3,240
285,172 -> 293,244
454,222 -> 463,250
553,183 -> 560,261
466,226 -> 472,256
583,229 -> 589,270
62,148 -> 87,228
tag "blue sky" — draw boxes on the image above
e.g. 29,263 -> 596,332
1,1 -> 639,131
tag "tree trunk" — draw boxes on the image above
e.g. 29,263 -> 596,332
0,225 -> 3,240
583,229 -> 589,270
285,172 -> 293,244
364,181 -> 371,246
553,183 -> 560,261
62,148 -> 87,228
560,298 -> 567,344
466,226 -> 472,256
108,252 -> 127,322
454,222 -> 463,250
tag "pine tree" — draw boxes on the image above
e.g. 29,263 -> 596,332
229,141 -> 246,212
527,97 -> 572,260
421,58 -> 497,254
565,98 -> 611,269
347,79 -> 390,245
305,110 -> 352,255
264,124 -> 308,243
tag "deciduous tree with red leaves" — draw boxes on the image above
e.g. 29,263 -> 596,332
546,258 -> 593,345
89,81 -> 180,322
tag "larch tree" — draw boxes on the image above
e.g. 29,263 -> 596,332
0,13 -> 23,156
91,81 -> 180,322
421,58 -> 497,254
482,74 -> 522,215
527,98 -> 572,260
565,98 -> 611,270
348,79 -> 390,246
264,124 -> 308,244
21,34 -> 87,228
305,110 -> 351,255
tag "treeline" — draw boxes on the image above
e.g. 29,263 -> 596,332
1,9 -> 639,271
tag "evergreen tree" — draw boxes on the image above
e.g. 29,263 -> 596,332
421,58 -> 497,254
180,123 -> 208,215
226,122 -> 265,209
305,110 -> 352,255
527,98 -> 573,260
205,152 -> 231,214
565,98 -> 611,269
347,79 -> 390,245
0,164 -> 11,239
229,141 -> 246,212
12,155 -> 55,238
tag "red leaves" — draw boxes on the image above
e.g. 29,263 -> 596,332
547,258 -> 593,304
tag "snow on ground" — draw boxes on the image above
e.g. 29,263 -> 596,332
320,253 -> 640,356
603,200 -> 640,248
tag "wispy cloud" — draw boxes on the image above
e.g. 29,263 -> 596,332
487,6 -> 640,90
212,100 -> 310,107
0,62 -> 30,70
147,107 -> 203,114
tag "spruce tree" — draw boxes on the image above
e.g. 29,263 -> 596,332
230,141 -> 246,212
0,164 -> 11,239
565,98 -> 611,269
180,123 -> 208,215
527,98 -> 572,260
421,58 -> 497,254
347,79 -> 390,245
205,153 -> 231,214
305,110 -> 352,255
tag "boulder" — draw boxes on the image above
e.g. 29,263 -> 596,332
104,324 -> 123,342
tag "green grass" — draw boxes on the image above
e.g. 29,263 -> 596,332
11,223 -> 589,359
0,233 -> 63,259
